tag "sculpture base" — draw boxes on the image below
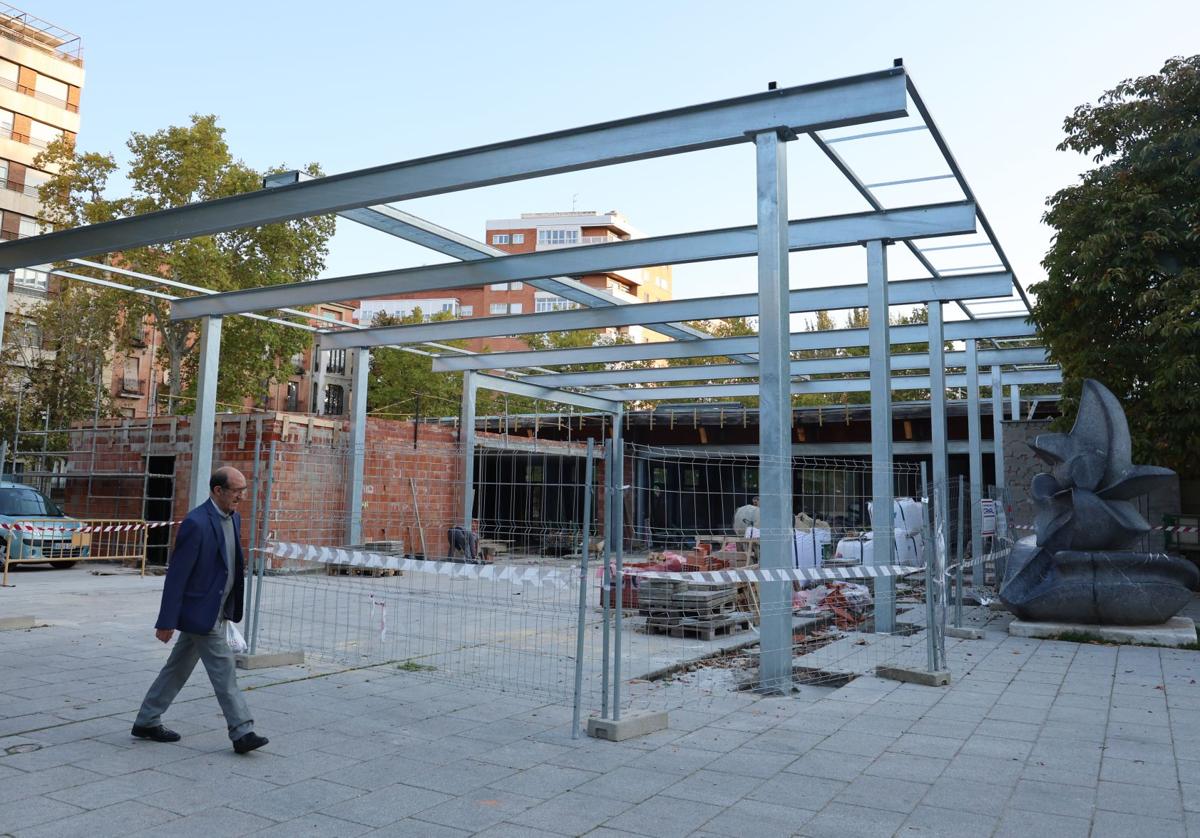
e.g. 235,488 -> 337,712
999,544 -> 1198,625
1010,616 -> 1197,648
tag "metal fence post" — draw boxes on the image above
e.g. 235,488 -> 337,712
601,438 -> 612,720
249,439 -> 276,655
244,430 -> 262,627
955,474 -> 966,627
572,437 -> 595,739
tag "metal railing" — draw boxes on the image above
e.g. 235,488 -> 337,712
0,74 -> 75,111
1,517 -> 150,585
0,5 -> 83,66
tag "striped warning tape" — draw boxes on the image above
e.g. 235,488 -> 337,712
260,541 -> 923,587
0,520 -> 178,533
261,541 -> 572,587
1011,523 -> 1197,533
632,565 -> 923,584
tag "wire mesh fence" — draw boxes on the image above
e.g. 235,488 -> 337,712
237,432 -> 965,727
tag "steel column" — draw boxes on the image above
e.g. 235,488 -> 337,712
460,371 -> 477,529
867,239 -> 895,633
188,316 -> 222,508
991,365 -> 1005,490
1010,383 -> 1020,422
754,130 -> 793,693
927,300 -> 949,638
611,406 -> 625,719
965,339 -> 983,568
346,349 -> 370,545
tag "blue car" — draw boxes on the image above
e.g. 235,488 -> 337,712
0,481 -> 89,569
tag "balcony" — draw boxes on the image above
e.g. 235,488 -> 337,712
0,74 -> 74,111
120,377 -> 144,396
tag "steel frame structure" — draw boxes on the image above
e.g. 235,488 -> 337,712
0,63 -> 1057,697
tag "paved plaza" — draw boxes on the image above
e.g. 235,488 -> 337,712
3,566 -> 1200,837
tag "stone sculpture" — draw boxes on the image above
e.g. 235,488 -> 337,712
999,379 -> 1196,624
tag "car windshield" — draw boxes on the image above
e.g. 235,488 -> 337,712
0,487 -> 65,517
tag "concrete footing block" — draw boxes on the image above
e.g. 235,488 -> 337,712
587,710 -> 669,742
0,616 -> 35,631
945,625 -> 986,640
1009,616 -> 1197,648
875,665 -> 951,687
236,650 -> 304,669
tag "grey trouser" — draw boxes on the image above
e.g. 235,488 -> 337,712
135,621 -> 253,741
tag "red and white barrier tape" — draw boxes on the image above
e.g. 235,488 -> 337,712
1011,523 -> 1197,533
0,520 -> 178,534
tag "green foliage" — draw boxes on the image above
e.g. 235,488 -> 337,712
34,115 -> 335,413
1034,55 -> 1200,475
366,309 -> 466,419
0,283 -> 121,447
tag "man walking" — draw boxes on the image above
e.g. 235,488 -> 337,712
131,466 -> 268,755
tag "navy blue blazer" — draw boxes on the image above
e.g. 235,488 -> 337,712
155,498 -> 245,634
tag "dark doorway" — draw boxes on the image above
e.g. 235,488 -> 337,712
144,456 -> 175,566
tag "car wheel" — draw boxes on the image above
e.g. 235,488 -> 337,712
50,561 -> 77,569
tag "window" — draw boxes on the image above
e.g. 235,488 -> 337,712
535,295 -> 577,313
35,75 -> 68,104
537,229 -> 578,246
509,303 -> 522,314
0,60 -> 16,88
460,305 -> 473,317
122,358 -> 140,393
489,282 -> 509,291
510,282 -> 522,290
656,277 -> 669,290
325,349 -> 346,375
0,161 -> 8,187
511,233 -> 525,244
13,267 -> 48,292
285,381 -> 298,412
27,119 -> 61,149
489,303 -> 508,315
492,233 -> 510,244
18,216 -> 45,239
19,320 -> 41,348
0,109 -> 12,135
23,169 -> 49,198
325,384 -> 345,416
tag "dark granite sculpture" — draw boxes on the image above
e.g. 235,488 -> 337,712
999,379 -> 1197,624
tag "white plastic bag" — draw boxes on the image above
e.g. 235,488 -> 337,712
225,621 -> 248,654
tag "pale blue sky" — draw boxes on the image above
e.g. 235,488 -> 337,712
31,0 -> 1200,316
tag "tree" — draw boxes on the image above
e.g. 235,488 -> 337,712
1034,55 -> 1200,475
35,115 -> 335,413
366,309 -> 466,419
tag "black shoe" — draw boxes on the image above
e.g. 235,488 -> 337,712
131,724 -> 181,743
233,732 -> 268,754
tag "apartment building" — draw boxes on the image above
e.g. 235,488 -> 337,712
358,210 -> 674,352
0,5 -> 82,369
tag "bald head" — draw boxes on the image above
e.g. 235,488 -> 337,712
209,466 -> 248,513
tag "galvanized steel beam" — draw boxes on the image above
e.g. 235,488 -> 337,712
520,346 -> 1049,387
473,374 -> 622,413
592,368 -> 1063,402
319,267 -> 1002,350
432,315 -> 1039,372
0,68 -> 908,271
188,316 -> 222,508
174,201 -> 976,321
